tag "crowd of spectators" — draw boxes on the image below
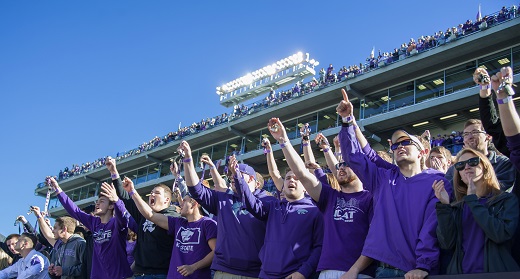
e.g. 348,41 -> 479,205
48,5 -> 519,184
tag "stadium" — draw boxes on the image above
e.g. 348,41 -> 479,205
31,6 -> 520,278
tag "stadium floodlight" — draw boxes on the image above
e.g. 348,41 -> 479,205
469,108 -> 479,112
440,114 -> 457,120
412,121 -> 429,127
498,58 -> 510,65
215,52 -> 317,96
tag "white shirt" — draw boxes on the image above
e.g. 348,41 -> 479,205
0,249 -> 50,279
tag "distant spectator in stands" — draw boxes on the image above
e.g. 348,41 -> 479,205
452,131 -> 463,154
434,148 -> 519,274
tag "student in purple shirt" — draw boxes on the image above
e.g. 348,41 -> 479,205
48,177 -> 134,279
228,151 -> 323,279
122,176 -> 217,279
337,89 -> 449,279
271,118 -> 374,278
178,140 -> 276,279
433,148 -> 519,273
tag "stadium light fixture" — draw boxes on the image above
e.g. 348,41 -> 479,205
440,114 -> 458,120
417,85 -> 426,90
412,121 -> 429,127
433,79 -> 444,85
469,108 -> 479,112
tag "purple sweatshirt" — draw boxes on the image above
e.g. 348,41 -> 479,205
58,192 -> 133,279
188,183 -> 276,277
340,125 -> 447,273
235,174 -> 324,279
315,179 -> 373,275
167,216 -> 217,279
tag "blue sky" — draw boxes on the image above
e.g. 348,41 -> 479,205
0,1 -> 513,235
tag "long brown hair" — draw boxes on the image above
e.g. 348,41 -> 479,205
453,149 -> 501,202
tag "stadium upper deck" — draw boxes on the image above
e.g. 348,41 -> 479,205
37,15 -> 520,217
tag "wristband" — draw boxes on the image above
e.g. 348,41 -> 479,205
110,173 -> 119,179
480,84 -> 490,90
264,149 -> 271,154
341,115 -> 353,124
209,165 -> 215,169
183,158 -> 192,163
129,190 -> 136,197
323,148 -> 330,152
497,96 -> 512,104
302,143 -> 309,147
334,152 -> 341,156
280,142 -> 287,148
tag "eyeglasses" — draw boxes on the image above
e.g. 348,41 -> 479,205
454,157 -> 480,171
390,140 -> 416,151
335,161 -> 348,170
462,130 -> 486,138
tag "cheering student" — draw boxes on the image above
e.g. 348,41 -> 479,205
49,177 -> 134,279
179,140 -> 277,279
0,233 -> 50,279
122,176 -> 217,279
434,148 -> 519,273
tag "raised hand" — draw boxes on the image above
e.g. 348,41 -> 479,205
228,155 -> 239,177
178,140 -> 192,159
170,161 -> 179,175
267,117 -> 287,142
314,133 -> 330,149
105,156 -> 117,174
336,88 -> 353,118
16,215 -> 27,224
305,162 -> 321,170
491,66 -> 514,96
432,180 -> 450,204
261,137 -> 272,150
30,206 -> 42,218
100,182 -> 119,203
48,177 -> 62,193
200,154 -> 215,168
122,177 -> 135,193
473,67 -> 491,86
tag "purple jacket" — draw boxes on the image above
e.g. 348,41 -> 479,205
188,183 -> 276,278
235,174 -> 323,279
57,192 -> 133,279
340,125 -> 448,273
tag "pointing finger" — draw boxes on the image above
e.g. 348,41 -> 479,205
341,88 -> 349,102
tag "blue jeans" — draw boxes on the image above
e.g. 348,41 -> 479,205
375,267 -> 406,278
134,275 -> 167,279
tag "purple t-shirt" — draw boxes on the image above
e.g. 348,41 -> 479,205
167,216 -> 217,279
57,192 -> 133,279
461,198 -> 487,273
316,184 -> 373,273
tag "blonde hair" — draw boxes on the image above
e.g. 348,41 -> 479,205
326,173 -> 340,191
0,249 -> 12,270
453,149 -> 501,202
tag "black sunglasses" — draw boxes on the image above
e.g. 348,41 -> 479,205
454,157 -> 480,171
335,161 -> 348,170
390,140 -> 415,151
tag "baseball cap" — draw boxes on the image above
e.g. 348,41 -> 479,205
238,164 -> 257,179
391,130 -> 425,151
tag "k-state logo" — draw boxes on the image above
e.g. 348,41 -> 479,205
93,229 -> 112,243
142,220 -> 156,233
176,227 -> 201,245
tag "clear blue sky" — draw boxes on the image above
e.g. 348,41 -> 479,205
0,1 -> 513,235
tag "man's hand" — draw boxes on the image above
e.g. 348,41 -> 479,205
53,266 -> 63,276
268,117 -> 288,143
30,206 -> 42,218
333,135 -> 340,149
105,156 -> 117,174
177,264 -> 195,276
100,182 -> 119,203
305,162 -> 321,170
491,66 -> 514,98
314,133 -> 330,149
336,89 -> 353,117
178,140 -> 192,159
405,269 -> 428,279
340,269 -> 359,279
261,138 -> 272,150
285,271 -> 305,279
16,215 -> 27,224
228,155 -> 238,177
170,161 -> 179,175
48,264 -> 56,275
49,177 -> 62,193
122,177 -> 135,193
432,180 -> 450,204
200,154 -> 215,169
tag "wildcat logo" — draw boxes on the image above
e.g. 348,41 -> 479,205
297,209 -> 308,215
176,227 -> 201,245
142,220 -> 156,233
333,197 -> 363,223
93,229 -> 112,243
181,229 -> 194,242
231,201 -> 249,216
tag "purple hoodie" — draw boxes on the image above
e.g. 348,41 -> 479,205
340,125 -> 448,274
235,174 -> 323,279
58,192 -> 133,279
188,183 -> 276,278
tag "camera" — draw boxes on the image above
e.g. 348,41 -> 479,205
477,73 -> 490,84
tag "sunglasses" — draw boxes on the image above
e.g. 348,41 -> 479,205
390,140 -> 416,151
335,161 -> 349,170
454,157 -> 480,171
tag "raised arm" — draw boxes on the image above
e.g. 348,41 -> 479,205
262,138 -> 284,191
268,118 -> 322,202
170,160 -> 189,197
30,206 -> 56,247
100,182 -> 134,231
314,133 -> 339,177
200,155 -> 228,192
121,177 -> 169,230
492,66 -> 520,136
49,177 -> 95,231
